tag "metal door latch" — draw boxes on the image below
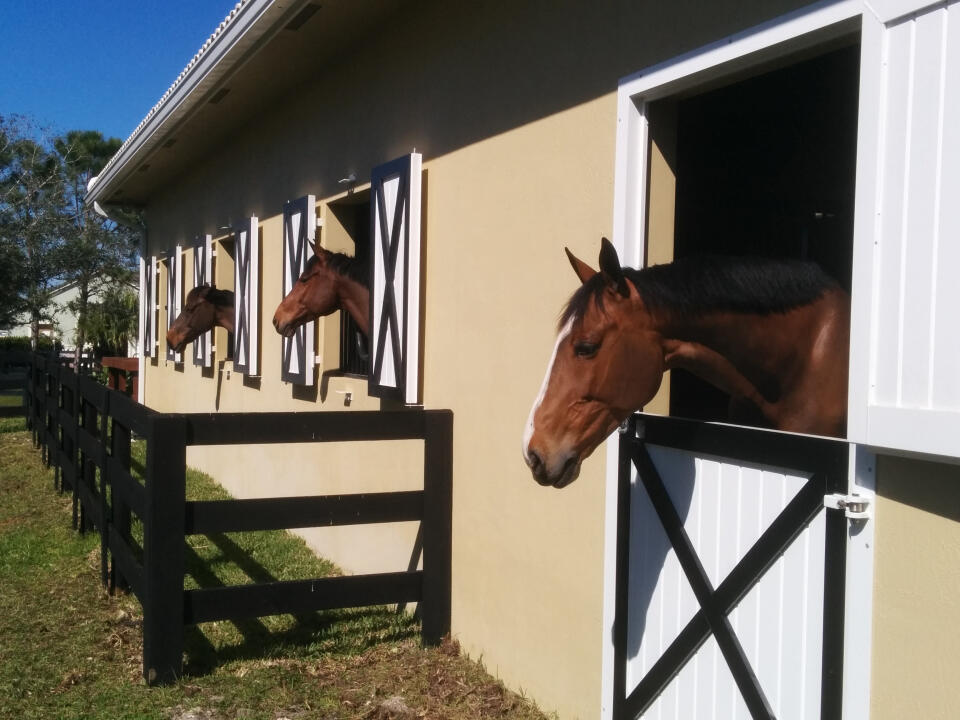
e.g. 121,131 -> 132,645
823,493 -> 871,520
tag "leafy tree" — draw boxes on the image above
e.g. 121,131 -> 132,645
0,119 -> 139,354
77,284 -> 138,357
0,115 -> 69,345
55,130 -> 139,359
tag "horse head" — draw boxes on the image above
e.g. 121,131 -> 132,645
523,238 -> 665,488
166,284 -> 228,353
273,243 -> 341,337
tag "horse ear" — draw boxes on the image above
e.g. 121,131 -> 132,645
598,237 -> 629,297
565,247 -> 598,284
308,239 -> 317,255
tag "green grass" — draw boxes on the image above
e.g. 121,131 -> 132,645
0,430 -> 552,720
0,391 -> 23,406
0,389 -> 27,434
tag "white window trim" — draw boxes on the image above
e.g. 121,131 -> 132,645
193,234 -> 214,367
233,216 -> 260,376
369,152 -> 422,405
166,246 -> 183,364
281,195 -> 317,385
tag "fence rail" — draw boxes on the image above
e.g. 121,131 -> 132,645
19,353 -> 453,686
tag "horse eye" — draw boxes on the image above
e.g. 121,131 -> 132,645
574,341 -> 599,358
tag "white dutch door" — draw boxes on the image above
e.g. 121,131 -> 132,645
616,419 -> 847,720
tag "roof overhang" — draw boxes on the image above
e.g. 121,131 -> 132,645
87,0 -> 404,208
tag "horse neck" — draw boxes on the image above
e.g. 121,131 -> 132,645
336,275 -> 370,337
654,304 -> 822,380
214,301 -> 235,334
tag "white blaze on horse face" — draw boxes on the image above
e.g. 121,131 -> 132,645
523,318 -> 573,463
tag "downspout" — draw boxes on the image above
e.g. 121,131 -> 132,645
88,175 -> 148,403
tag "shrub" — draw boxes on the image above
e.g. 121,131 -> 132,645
0,336 -> 56,352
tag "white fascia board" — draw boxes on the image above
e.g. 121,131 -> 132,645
618,0 -> 862,102
86,0 -> 282,205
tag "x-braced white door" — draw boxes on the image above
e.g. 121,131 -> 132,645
612,415 -> 851,719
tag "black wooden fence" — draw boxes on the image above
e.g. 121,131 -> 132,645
22,354 -> 453,686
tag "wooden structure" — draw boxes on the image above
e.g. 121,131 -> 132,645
100,356 -> 139,401
23,354 -> 452,685
82,1 -> 960,717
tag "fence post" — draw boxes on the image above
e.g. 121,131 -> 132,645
142,414 -> 187,686
420,410 -> 453,646
49,365 -> 61,491
109,414 -> 132,595
80,393 -> 98,534
64,367 -> 81,529
98,390 -> 111,586
32,357 -> 44,451
45,364 -> 58,470
60,366 -> 77,498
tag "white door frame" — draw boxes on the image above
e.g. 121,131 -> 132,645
601,1 -> 879,716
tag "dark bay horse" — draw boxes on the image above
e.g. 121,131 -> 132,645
166,285 -> 235,353
523,238 -> 849,488
272,244 -> 369,338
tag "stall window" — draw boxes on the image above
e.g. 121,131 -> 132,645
325,190 -> 371,377
643,45 -> 859,429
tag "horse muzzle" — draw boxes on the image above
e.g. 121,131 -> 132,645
166,330 -> 187,354
523,446 -> 581,488
272,315 -> 297,338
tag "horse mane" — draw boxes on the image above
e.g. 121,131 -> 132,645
206,287 -> 234,306
308,251 -> 369,287
560,255 -> 840,328
189,284 -> 234,306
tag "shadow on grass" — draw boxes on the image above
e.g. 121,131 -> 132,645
182,532 -> 418,676
183,606 -> 419,675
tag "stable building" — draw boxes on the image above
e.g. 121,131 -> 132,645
86,1 -> 960,718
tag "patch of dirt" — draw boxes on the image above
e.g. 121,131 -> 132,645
365,696 -> 417,719
309,636 -> 538,719
166,706 -> 224,720
52,669 -> 87,693
0,513 -> 29,531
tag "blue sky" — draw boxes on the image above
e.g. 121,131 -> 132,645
0,1 -> 238,143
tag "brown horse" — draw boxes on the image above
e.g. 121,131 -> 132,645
523,238 -> 849,488
166,285 -> 235,353
272,244 -> 369,338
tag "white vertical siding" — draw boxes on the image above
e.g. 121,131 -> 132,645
626,446 -> 825,717
931,7 -> 960,407
858,2 -> 960,455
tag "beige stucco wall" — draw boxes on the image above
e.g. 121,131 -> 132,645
146,96 -> 615,720
870,454 -> 960,720
136,2 -> 817,717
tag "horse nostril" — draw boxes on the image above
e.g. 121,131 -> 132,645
526,449 -> 543,472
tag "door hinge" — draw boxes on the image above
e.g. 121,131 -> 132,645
823,493 -> 871,520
